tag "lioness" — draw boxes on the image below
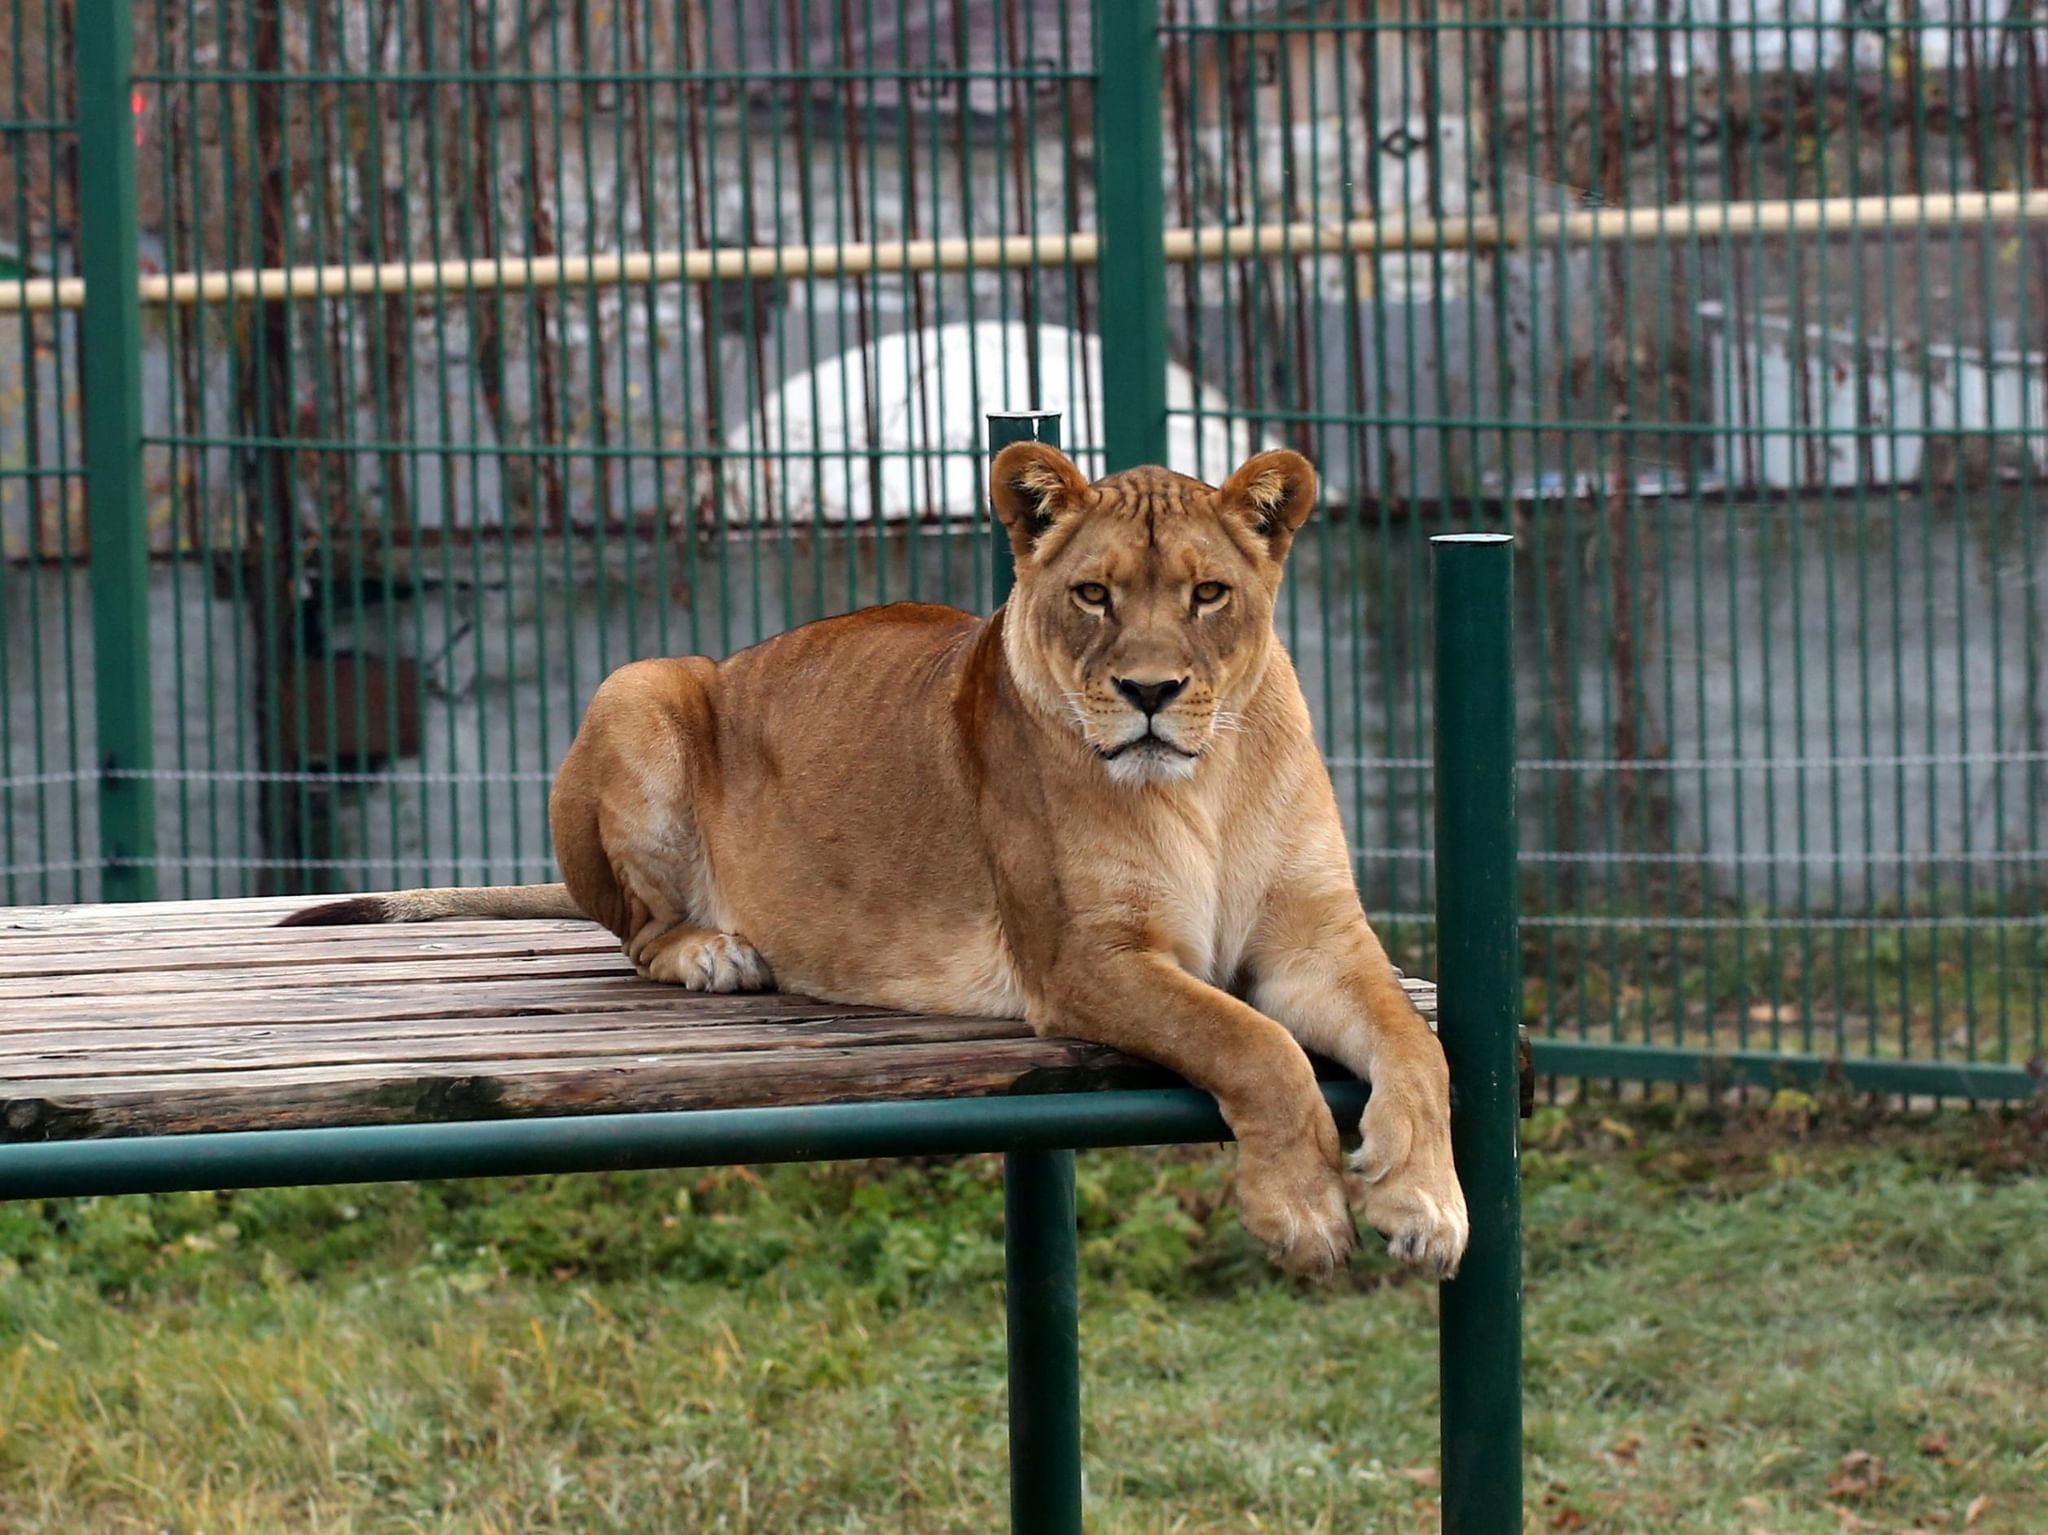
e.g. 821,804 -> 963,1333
285,445 -> 1469,1279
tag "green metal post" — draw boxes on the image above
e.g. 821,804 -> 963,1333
986,410 -> 1082,1533
987,411 -> 1063,605
1092,0 -> 1169,471
75,0 -> 158,902
1432,533 -> 1523,1534
1005,1149 -> 1083,1535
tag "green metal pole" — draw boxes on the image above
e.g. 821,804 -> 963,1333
986,411 -> 1063,606
986,410 -> 1082,1533
1005,1150 -> 1083,1535
1092,0 -> 1169,471
75,0 -> 158,902
1432,533 -> 1523,1535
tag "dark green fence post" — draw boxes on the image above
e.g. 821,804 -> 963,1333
75,0 -> 158,902
986,411 -> 1063,606
1432,533 -> 1524,1534
1093,0 -> 1168,471
988,410 -> 1082,1535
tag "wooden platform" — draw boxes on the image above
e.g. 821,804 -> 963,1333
0,895 -> 1437,1143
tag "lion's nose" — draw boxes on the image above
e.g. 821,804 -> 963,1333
1114,676 -> 1189,716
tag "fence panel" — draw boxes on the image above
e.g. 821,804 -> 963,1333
1159,0 -> 2046,1081
1,0 -> 2042,1086
0,0 -> 95,905
120,0 -> 1104,897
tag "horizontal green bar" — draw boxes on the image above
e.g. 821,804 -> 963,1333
1531,1040 -> 2043,1101
5,1053 -> 2034,1203
145,434 -> 1105,463
1167,409 -> 2043,443
1165,14 -> 2029,32
1524,914 -> 2043,933
0,1084 -> 1368,1202
138,66 -> 1095,87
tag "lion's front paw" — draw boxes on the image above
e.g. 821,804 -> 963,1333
1235,1121 -> 1357,1281
1349,1078 -> 1469,1280
636,929 -> 774,992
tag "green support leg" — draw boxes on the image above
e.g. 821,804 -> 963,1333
1432,533 -> 1524,1534
1004,1148 -> 1082,1535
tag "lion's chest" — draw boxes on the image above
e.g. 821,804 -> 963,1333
1134,811 -> 1281,992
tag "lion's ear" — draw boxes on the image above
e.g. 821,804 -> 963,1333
1221,450 -> 1318,557
990,441 -> 1090,561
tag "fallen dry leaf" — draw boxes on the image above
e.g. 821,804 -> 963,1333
1965,1494 -> 1992,1528
1396,1466 -> 1440,1487
1917,1432 -> 1952,1459
1829,1449 -> 1887,1500
1827,1505 -> 1878,1531
1550,1510 -> 1587,1532
1608,1433 -> 1643,1465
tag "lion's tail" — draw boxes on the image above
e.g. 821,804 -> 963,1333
277,883 -> 585,927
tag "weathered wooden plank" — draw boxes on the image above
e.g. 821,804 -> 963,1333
1,1013 -> 1038,1078
0,931 -> 617,980
0,918 -> 603,958
0,1011 -> 898,1057
0,970 -> 1431,1030
0,893 -> 372,931
0,1037 -> 1171,1140
0,969 -> 1434,1034
0,951 -> 632,999
0,977 -> 892,1033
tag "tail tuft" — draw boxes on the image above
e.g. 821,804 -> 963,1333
277,896 -> 393,927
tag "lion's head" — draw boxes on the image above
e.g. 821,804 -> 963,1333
990,443 -> 1317,786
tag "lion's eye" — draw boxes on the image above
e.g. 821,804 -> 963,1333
1073,582 -> 1111,609
1192,581 -> 1229,607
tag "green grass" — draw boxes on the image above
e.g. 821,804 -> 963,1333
2,1102 -> 2045,1533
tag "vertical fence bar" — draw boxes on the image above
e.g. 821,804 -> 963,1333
1433,532 -> 1523,1535
987,411 -> 1063,604
1092,0 -> 1168,471
988,410 -> 1081,1535
75,0 -> 157,902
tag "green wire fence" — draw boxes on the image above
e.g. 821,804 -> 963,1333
1,0 -> 2043,1094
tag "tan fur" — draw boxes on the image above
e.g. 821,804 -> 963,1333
282,446 -> 1469,1279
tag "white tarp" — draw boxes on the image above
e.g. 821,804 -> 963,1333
724,319 -> 1285,524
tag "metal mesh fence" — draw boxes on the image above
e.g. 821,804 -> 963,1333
1,0 -> 2042,1080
